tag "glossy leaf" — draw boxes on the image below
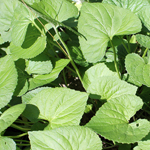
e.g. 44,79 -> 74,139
0,137 -> 16,150
125,53 -> 150,87
0,55 -> 17,109
86,95 -> 150,143
29,59 -> 70,90
27,88 -> 88,129
0,104 -> 26,133
25,53 -> 53,75
29,126 -> 102,150
87,76 -> 137,100
78,3 -> 141,62
136,34 -> 150,48
82,63 -> 118,90
134,140 -> 150,150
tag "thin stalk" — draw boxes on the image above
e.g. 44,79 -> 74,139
121,39 -> 130,54
55,28 -> 83,82
126,35 -> 131,53
21,0 -> 69,58
110,40 -> 121,79
63,70 -> 68,87
11,124 -> 30,132
7,133 -> 28,139
66,66 -> 77,75
103,145 -> 117,149
142,48 -> 149,58
32,21 -> 45,36
16,143 -> 30,146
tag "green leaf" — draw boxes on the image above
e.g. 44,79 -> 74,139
136,34 -> 150,48
27,88 -> 88,129
0,137 -> 16,150
86,95 -> 150,143
11,2 -> 35,46
88,76 -> 137,100
25,53 -> 53,75
0,104 -> 26,133
0,55 -> 17,109
0,0 -> 19,42
29,58 -> 70,90
9,35 -> 46,60
125,53 -> 150,87
78,3 -> 141,63
102,0 -> 149,14
29,126 -> 102,150
134,140 -> 150,150
82,63 -> 118,90
139,6 -> 150,31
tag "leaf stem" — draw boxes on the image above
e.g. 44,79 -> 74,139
110,40 -> 121,79
10,124 -> 30,132
6,133 -> 28,139
103,145 -> 117,149
142,48 -> 149,58
54,28 -> 83,82
121,38 -> 129,54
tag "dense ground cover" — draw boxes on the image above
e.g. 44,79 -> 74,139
0,0 -> 150,149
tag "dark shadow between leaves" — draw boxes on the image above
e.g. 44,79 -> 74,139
22,104 -> 40,123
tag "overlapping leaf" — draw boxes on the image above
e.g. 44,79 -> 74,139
11,2 -> 36,46
82,63 -> 118,90
26,88 -> 88,129
0,137 -> 16,150
136,34 -> 150,48
78,3 -> 141,62
0,0 -> 19,42
0,55 -> 17,109
25,53 -> 53,75
29,58 -> 70,90
29,126 -> 102,150
102,0 -> 149,14
87,76 -> 137,100
86,95 -> 150,143
9,35 -> 46,60
134,140 -> 150,150
0,104 -> 26,133
125,53 -> 150,87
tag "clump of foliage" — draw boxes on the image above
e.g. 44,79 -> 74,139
0,0 -> 150,149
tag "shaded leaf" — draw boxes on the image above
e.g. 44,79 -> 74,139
29,126 -> 102,150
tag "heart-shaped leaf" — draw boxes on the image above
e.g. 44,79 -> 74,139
0,104 -> 26,133
26,88 -> 88,129
125,53 -> 150,87
29,126 -> 102,150
0,55 -> 17,109
0,137 -> 16,150
78,3 -> 141,63
86,95 -> 150,143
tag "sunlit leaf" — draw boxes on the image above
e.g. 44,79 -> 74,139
29,126 -> 102,150
78,3 -> 141,62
